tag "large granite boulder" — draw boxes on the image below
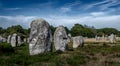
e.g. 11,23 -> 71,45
29,19 -> 52,55
54,26 -> 68,52
10,33 -> 17,47
73,36 -> 84,48
7,35 -> 11,43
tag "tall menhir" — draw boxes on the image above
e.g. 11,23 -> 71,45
29,19 -> 52,55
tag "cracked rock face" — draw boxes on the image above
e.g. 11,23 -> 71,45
10,33 -> 17,47
29,19 -> 52,55
73,36 -> 84,48
54,26 -> 68,52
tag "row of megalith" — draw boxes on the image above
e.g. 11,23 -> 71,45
7,34 -> 29,47
95,34 -> 118,43
29,19 -> 84,55
0,18 -> 119,55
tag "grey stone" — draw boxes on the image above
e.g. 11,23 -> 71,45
7,35 -> 11,43
29,19 -> 52,55
67,33 -> 72,43
18,36 -> 22,46
109,34 -> 116,43
24,38 -> 27,43
0,36 -> 3,42
10,33 -> 17,47
0,36 -> 6,43
27,38 -> 30,43
73,36 -> 84,48
54,26 -> 68,52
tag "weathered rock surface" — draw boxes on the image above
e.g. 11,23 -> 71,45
10,33 -> 17,47
73,36 -> 84,48
54,26 -> 68,52
29,19 -> 52,55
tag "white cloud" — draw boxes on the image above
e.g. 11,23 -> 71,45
0,15 -> 37,28
0,12 -> 120,31
44,12 -> 120,30
90,12 -> 106,16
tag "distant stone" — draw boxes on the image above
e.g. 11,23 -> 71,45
67,33 -> 72,43
54,26 -> 68,52
7,35 -> 11,43
73,36 -> 84,48
24,38 -> 27,43
95,35 -> 101,41
2,38 -> 6,42
18,36 -> 22,46
0,36 -> 3,42
10,33 -> 17,47
29,19 -> 52,55
109,34 -> 116,43
0,36 -> 6,43
27,38 -> 30,43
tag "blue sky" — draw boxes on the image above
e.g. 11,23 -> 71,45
0,0 -> 120,30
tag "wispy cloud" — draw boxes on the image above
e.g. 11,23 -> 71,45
4,8 -> 22,10
60,1 -> 81,13
84,0 -> 120,10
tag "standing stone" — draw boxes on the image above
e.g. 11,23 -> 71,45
2,38 -> 6,42
24,38 -> 27,43
10,33 -> 17,47
109,34 -> 116,43
29,19 -> 52,55
27,38 -> 30,43
0,36 -> 3,42
7,35 -> 11,43
18,36 -> 22,46
102,34 -> 105,40
73,36 -> 84,48
0,36 -> 6,43
54,26 -> 68,52
95,35 -> 101,41
67,33 -> 72,43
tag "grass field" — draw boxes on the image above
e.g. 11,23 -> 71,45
0,42 -> 120,66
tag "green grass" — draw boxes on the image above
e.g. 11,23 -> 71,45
0,42 -> 120,66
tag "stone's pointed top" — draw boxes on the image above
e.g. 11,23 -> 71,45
59,25 -> 64,27
31,18 -> 49,27
32,18 -> 47,23
13,33 -> 17,35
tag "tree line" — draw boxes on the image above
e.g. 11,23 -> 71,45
0,24 -> 120,38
